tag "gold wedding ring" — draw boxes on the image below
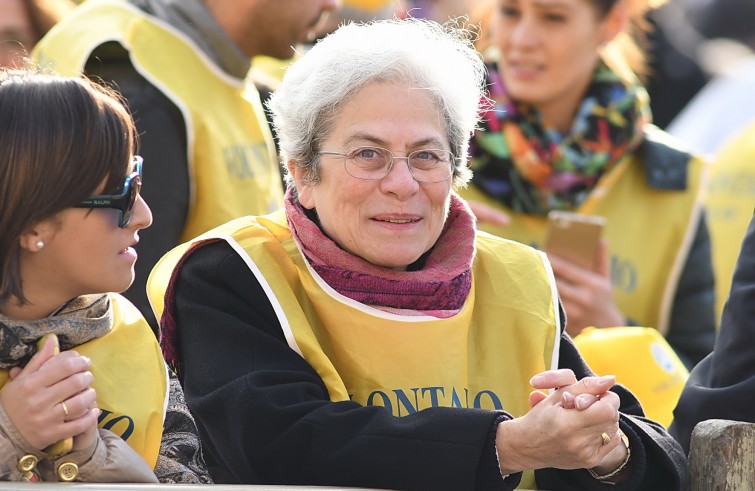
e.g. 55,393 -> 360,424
61,401 -> 69,420
601,432 -> 611,446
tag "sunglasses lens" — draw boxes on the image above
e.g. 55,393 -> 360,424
120,176 -> 141,228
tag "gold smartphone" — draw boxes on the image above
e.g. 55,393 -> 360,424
544,211 -> 606,271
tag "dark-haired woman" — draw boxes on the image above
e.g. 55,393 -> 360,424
0,69 -> 210,483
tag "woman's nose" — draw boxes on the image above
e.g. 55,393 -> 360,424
130,195 -> 153,230
380,156 -> 420,196
321,0 -> 341,13
509,19 -> 539,49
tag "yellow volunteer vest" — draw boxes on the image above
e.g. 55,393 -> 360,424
250,55 -> 293,91
33,0 -> 284,241
705,124 -> 755,325
148,209 -> 561,489
0,293 -> 167,468
460,136 -> 706,335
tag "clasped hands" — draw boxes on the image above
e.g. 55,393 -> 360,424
496,369 -> 629,477
0,336 -> 100,455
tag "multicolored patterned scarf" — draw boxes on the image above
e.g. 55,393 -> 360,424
285,188 -> 475,318
470,60 -> 651,214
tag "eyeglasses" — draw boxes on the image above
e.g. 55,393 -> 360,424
319,146 -> 455,183
74,156 -> 143,228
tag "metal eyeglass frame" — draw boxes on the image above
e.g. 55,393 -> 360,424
319,146 -> 455,183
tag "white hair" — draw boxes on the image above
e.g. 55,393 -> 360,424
267,17 -> 486,188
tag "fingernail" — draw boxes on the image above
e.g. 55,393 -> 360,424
576,394 -> 591,410
561,391 -> 575,408
530,375 -> 543,386
587,375 -> 614,387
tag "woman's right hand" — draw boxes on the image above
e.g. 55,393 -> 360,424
0,336 -> 99,450
547,239 -> 626,336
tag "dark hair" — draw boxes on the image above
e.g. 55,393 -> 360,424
0,68 -> 136,304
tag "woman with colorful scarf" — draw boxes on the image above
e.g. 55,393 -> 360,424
0,69 -> 210,483
149,18 -> 686,490
460,0 -> 716,370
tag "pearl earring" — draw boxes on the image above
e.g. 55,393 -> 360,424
35,241 -> 45,250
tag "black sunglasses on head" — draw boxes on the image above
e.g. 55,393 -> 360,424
74,156 -> 143,228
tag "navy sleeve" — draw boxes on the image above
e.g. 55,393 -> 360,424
670,211 -> 755,453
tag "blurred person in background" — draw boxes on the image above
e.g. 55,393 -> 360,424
643,0 -> 710,128
316,0 -> 407,37
459,0 -> 716,371
666,0 -> 755,325
701,123 -> 755,326
253,0 -> 408,89
251,0 -> 407,151
405,0 -> 473,22
0,0 -> 75,68
32,0 -> 339,333
669,211 -> 755,454
667,0 -> 755,158
670,210 -> 755,454
0,68 -> 209,483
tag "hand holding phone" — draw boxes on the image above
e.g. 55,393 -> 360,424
544,211 -> 606,271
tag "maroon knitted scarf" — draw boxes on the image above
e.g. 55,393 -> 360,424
161,191 -> 477,374
284,188 -> 475,318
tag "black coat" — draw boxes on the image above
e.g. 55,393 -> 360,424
670,211 -> 755,453
167,239 -> 687,490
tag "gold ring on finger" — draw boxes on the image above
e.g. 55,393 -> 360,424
601,432 -> 611,446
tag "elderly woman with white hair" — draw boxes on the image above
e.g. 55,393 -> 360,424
148,18 -> 686,490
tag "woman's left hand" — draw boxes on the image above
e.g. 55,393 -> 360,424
547,239 -> 625,336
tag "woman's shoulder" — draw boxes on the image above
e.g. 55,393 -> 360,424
476,228 -> 536,247
474,230 -> 546,265
177,238 -> 250,282
635,125 -> 703,191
